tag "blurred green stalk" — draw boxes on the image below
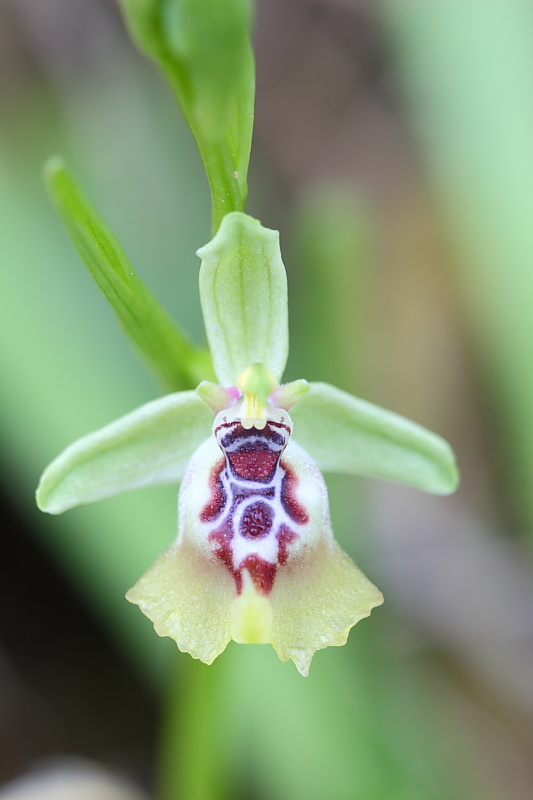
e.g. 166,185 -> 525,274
118,0 -> 255,232
158,657 -> 239,800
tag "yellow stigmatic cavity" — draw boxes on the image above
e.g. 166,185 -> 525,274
237,363 -> 277,404
237,363 -> 277,429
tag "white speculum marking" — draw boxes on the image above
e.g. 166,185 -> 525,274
198,418 -> 309,596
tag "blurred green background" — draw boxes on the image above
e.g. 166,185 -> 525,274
1,0 -> 533,798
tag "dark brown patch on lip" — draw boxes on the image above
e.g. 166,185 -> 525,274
239,501 -> 274,539
239,554 -> 277,596
280,460 -> 309,524
209,526 -> 278,596
209,525 -> 241,590
199,459 -> 226,522
277,524 -> 297,565
227,449 -> 279,482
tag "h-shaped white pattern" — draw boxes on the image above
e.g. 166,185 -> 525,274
198,419 -> 308,595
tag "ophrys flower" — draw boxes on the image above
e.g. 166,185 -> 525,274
37,212 -> 458,675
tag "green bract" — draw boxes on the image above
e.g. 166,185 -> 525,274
37,206 -> 459,673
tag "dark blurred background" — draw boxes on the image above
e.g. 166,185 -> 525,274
1,0 -> 533,798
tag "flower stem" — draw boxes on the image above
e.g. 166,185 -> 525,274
157,655 -> 239,800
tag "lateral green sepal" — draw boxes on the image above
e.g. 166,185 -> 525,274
36,391 -> 212,514
290,382 -> 459,494
198,212 -> 289,386
45,157 -> 212,391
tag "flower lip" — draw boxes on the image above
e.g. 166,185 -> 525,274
126,433 -> 384,676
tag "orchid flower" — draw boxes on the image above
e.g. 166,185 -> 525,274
36,210 -> 459,676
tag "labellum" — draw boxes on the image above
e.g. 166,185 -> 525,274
127,391 -> 384,676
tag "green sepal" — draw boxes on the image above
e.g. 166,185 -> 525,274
198,212 -> 289,386
290,382 -> 459,494
45,157 -> 212,391
118,0 -> 255,231
36,391 -> 213,514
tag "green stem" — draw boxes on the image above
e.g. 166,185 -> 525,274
199,136 -> 246,234
158,655 -> 239,800
162,69 -> 246,234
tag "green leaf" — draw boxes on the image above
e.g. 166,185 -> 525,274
290,382 -> 459,494
118,0 -> 255,231
45,157 -> 212,391
36,391 -> 213,514
198,212 -> 289,386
